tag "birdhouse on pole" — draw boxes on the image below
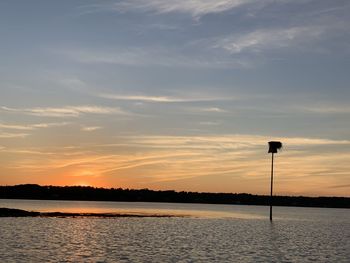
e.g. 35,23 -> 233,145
268,141 -> 282,154
268,141 -> 282,221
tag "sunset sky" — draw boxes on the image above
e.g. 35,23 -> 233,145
0,0 -> 349,196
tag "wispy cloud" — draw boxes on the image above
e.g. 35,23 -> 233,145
298,105 -> 350,114
99,93 -> 232,103
1,106 -> 128,118
64,1 -> 350,69
0,132 -> 29,138
123,134 -> 350,149
213,26 -> 325,54
81,126 -> 102,132
197,107 -> 227,113
100,94 -> 189,102
80,0 -> 262,19
112,0 -> 254,18
58,47 -> 252,69
0,122 -> 69,130
0,122 -> 69,139
94,134 -> 350,152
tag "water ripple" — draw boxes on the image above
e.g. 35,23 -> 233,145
0,216 -> 349,262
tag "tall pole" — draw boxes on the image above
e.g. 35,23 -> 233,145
270,152 -> 274,221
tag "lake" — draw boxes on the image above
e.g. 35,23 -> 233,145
0,199 -> 349,262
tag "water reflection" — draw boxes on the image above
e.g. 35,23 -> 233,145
0,199 -> 267,219
268,222 -> 285,262
0,200 -> 349,262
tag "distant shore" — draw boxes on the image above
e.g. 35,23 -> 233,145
0,208 -> 181,218
0,184 -> 349,209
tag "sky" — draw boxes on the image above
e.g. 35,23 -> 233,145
0,0 -> 349,196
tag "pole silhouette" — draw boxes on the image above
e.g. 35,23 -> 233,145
270,152 -> 274,221
268,141 -> 282,221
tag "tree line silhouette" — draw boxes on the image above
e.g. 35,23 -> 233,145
0,184 -> 348,208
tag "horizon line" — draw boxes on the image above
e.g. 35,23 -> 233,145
2,183 -> 349,199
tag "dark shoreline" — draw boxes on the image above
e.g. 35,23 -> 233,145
0,208 -> 182,218
1,184 -> 349,209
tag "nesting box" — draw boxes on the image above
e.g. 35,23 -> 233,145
268,141 -> 282,153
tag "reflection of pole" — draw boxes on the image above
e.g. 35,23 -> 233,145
270,152 -> 274,221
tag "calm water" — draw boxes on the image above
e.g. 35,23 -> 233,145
0,200 -> 349,262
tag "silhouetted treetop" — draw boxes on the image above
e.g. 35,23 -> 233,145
0,184 -> 348,208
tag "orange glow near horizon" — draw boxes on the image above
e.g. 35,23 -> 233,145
1,134 -> 349,197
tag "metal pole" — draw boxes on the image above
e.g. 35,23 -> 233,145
270,152 -> 274,221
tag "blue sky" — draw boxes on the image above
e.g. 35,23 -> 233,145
0,0 -> 349,196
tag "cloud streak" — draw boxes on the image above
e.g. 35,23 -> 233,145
196,107 -> 227,113
81,126 -> 102,132
213,26 -> 325,54
1,106 -> 128,118
100,94 -> 192,102
93,134 -> 350,152
0,132 -> 29,138
58,47 -> 252,69
99,93 -> 233,103
0,122 -> 69,130
111,0 -> 255,18
78,0 -> 268,19
298,105 -> 350,114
